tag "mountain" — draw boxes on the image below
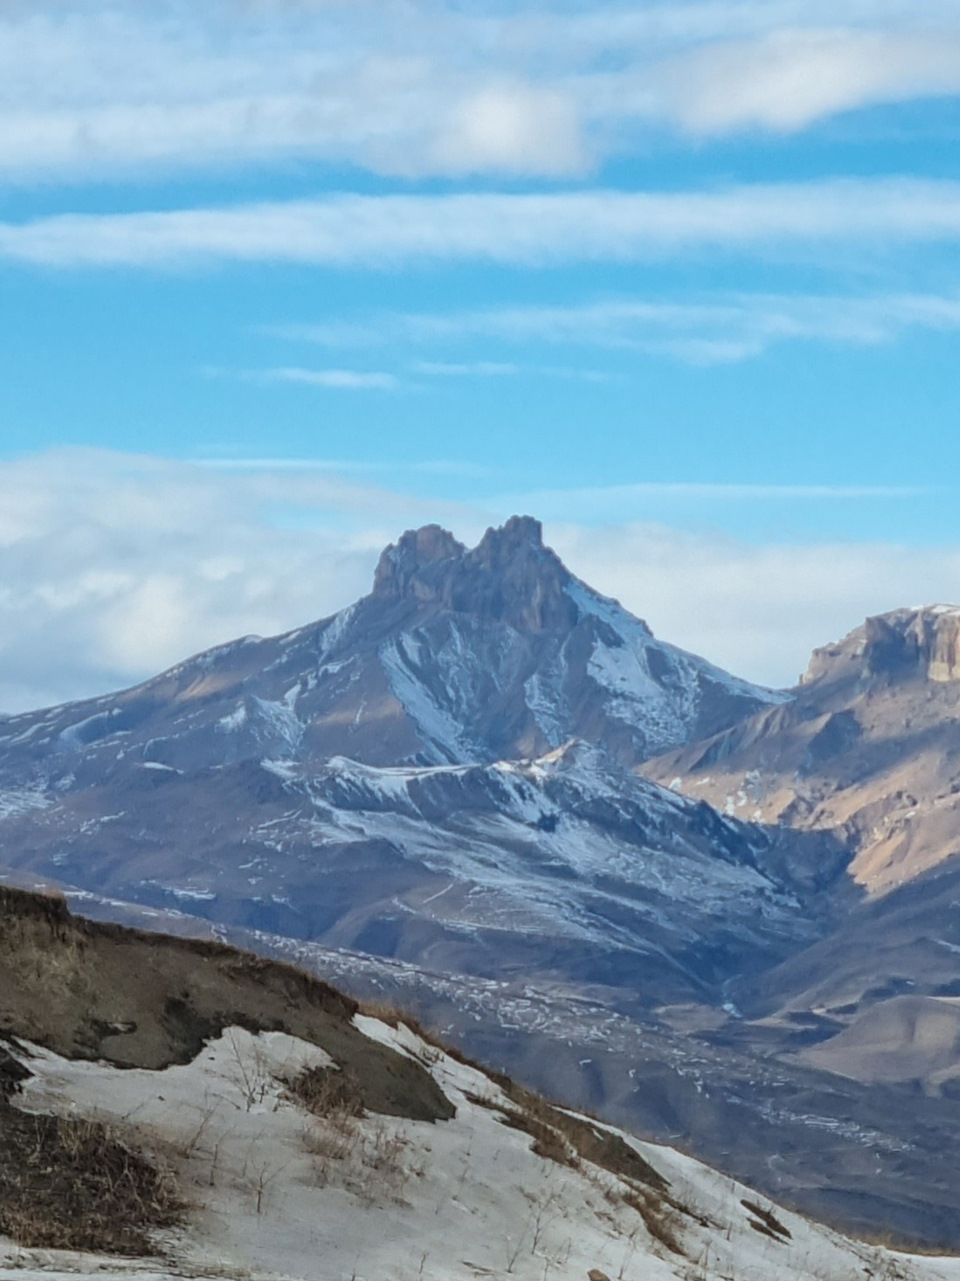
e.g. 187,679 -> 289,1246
0,517 -> 814,1001
0,516 -> 782,780
644,605 -> 960,896
1,884 -> 956,1281
5,524 -> 960,1248
641,603 -> 960,1120
0,740 -> 838,1006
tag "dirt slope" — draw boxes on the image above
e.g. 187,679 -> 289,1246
0,885 -> 451,1122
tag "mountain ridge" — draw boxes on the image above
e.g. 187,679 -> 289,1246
644,602 -> 960,896
0,515 -> 784,771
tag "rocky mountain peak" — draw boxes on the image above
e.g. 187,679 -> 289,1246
803,605 -> 960,687
372,524 -> 465,600
370,515 -> 577,632
472,514 -> 544,563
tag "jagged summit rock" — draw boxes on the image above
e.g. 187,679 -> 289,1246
372,523 -> 467,599
373,516 -> 578,632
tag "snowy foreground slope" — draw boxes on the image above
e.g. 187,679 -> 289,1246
4,1021 -> 959,1281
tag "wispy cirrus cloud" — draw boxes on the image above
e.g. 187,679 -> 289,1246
6,179 -> 960,270
245,366 -> 399,391
412,360 -> 608,381
650,28 -> 960,135
415,361 -> 519,378
272,290 -> 960,365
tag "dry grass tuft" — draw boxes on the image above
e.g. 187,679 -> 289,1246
498,1104 -> 577,1167
741,1198 -> 791,1241
0,1103 -> 184,1254
287,1064 -> 365,1120
621,1186 -> 687,1256
288,1063 -> 417,1202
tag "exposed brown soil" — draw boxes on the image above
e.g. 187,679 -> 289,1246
0,885 -> 453,1124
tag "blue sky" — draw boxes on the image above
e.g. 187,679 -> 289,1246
3,0 -> 960,709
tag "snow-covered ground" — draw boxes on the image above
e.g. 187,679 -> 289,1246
3,1019 -> 959,1281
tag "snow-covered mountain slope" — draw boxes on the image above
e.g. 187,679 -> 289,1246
0,519 -> 818,1010
1,888 -> 956,1281
0,520 -> 815,1005
0,516 -> 784,776
7,879 -> 957,1253
0,739 -> 841,1009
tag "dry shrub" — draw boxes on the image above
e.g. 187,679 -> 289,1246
354,1121 -> 416,1202
290,1066 -> 365,1182
0,1103 -> 183,1255
302,1117 -> 358,1167
287,1061 -> 420,1202
497,1100 -> 577,1167
621,1186 -> 687,1257
288,1064 -> 365,1120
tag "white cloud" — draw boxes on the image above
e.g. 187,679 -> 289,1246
277,291 -> 960,365
415,361 -> 519,377
0,449 -> 957,711
428,83 -> 587,176
0,449 -> 469,712
249,366 -> 399,389
5,180 -> 960,269
547,523 -> 960,689
655,29 -> 960,134
2,3 -> 960,184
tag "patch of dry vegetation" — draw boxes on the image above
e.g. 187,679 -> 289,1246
0,1102 -> 184,1254
741,1197 -> 792,1242
356,999 -> 692,1253
286,1063 -> 418,1203
288,1063 -> 365,1120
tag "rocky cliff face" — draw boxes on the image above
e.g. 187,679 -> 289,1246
646,606 -> 960,897
372,516 -> 580,633
803,606 -> 960,688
